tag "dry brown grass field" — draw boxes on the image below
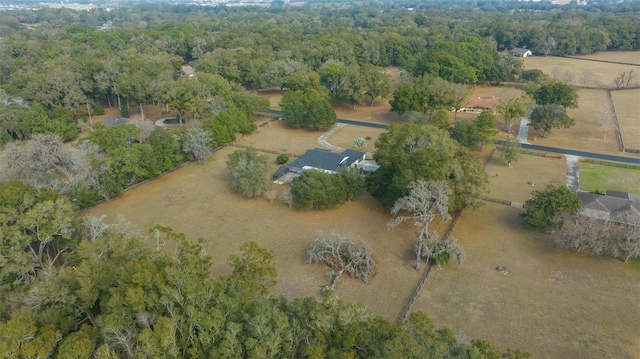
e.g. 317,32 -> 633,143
484,151 -> 568,204
610,88 -> 640,151
84,143 -> 450,320
523,56 -> 640,88
569,51 -> 640,66
415,202 -> 640,359
525,89 -> 622,155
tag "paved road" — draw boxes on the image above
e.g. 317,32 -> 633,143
494,140 -> 640,164
267,109 -> 640,165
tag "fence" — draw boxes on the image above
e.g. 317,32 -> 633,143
581,158 -> 640,170
397,211 -> 463,321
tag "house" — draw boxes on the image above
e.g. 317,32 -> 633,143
578,191 -> 640,224
181,65 -> 195,78
460,96 -> 499,113
273,148 -> 368,184
100,117 -> 129,126
511,48 -> 532,57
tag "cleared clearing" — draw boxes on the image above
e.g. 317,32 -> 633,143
569,51 -> 640,66
523,56 -> 640,88
610,88 -> 640,151
415,202 -> 640,359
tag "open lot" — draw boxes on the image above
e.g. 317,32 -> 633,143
569,51 -> 640,66
523,56 -> 640,88
611,88 -> 640,151
579,161 -> 640,193
525,88 -> 622,154
484,151 -> 567,204
415,202 -> 640,359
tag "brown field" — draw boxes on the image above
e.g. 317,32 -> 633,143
610,89 -> 640,151
569,51 -> 640,66
84,144 -> 450,320
523,56 -> 640,88
484,151 -> 568,204
415,202 -> 640,359
524,88 -> 625,155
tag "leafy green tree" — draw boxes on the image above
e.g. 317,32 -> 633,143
533,81 -> 579,109
367,123 -> 487,211
361,64 -> 393,106
472,111 -> 499,150
226,147 -> 271,198
498,138 -> 522,167
88,123 -> 140,153
291,170 -> 347,210
280,89 -> 336,130
521,185 -> 583,230
497,90 -> 535,134
450,120 -> 478,150
202,108 -> 255,146
529,104 -> 575,138
149,128 -> 184,172
336,166 -> 365,201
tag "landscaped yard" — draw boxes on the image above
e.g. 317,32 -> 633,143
578,161 -> 640,193
414,202 -> 640,359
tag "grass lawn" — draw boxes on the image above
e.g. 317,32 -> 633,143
611,88 -> 640,151
414,202 -> 640,359
484,150 -> 567,204
578,161 -> 640,193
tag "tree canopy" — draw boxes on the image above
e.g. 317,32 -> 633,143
367,123 -> 487,211
521,185 -> 583,230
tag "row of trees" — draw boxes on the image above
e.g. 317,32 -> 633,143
0,180 -> 530,358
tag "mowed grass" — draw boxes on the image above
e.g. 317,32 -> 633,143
523,56 -> 640,88
611,88 -> 640,151
569,51 -> 640,66
414,202 -> 640,359
484,151 -> 567,204
578,161 -> 640,193
525,88 -> 622,155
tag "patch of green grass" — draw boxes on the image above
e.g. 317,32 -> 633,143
579,161 -> 640,194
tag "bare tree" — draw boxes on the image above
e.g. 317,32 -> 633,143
182,128 -> 212,164
595,101 -> 615,140
83,215 -> 109,242
278,186 -> 294,208
560,70 -> 575,85
265,189 -> 278,203
619,213 -> 640,263
540,37 -> 557,57
2,134 -> 84,189
129,114 -> 155,143
388,180 -> 454,270
614,71 -> 636,89
306,232 -> 375,291
353,137 -> 366,151
497,89 -> 535,134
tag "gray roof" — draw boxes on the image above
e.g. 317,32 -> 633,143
101,117 -> 129,126
286,148 -> 365,173
578,192 -> 640,223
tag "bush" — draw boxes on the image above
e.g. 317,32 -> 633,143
93,102 -> 105,116
276,154 -> 289,164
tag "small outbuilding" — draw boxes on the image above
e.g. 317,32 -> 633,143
510,48 -> 533,57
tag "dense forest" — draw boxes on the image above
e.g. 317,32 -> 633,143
0,1 -> 638,356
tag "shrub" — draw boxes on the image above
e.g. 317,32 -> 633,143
276,154 -> 289,164
93,102 -> 106,116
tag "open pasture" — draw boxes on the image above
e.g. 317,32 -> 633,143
523,56 -> 640,88
611,89 -> 640,151
415,202 -> 640,359
484,152 -> 568,204
526,89 -> 622,155
569,51 -> 640,66
84,132 -> 448,321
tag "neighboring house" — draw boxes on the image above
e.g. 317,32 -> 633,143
181,65 -> 195,78
273,148 -> 369,184
101,117 -> 129,126
578,190 -> 640,224
460,96 -> 499,113
511,48 -> 532,57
